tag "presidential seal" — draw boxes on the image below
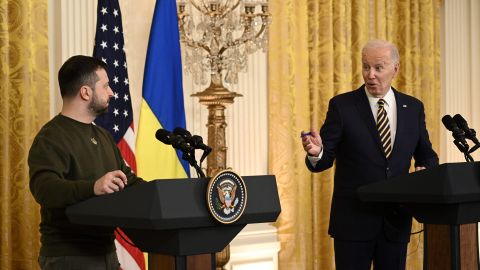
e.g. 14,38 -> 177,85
207,170 -> 247,224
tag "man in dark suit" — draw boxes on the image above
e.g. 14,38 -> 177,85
301,40 -> 438,270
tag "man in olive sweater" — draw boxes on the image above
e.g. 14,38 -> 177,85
29,55 -> 144,270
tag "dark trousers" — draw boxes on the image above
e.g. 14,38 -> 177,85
334,232 -> 408,270
38,251 -> 120,270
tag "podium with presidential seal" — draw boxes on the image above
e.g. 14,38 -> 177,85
66,170 -> 281,270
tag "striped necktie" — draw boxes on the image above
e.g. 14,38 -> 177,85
377,99 -> 392,158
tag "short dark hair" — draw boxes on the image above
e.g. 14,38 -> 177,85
58,55 -> 108,98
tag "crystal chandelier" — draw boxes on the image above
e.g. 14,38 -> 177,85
177,0 -> 271,86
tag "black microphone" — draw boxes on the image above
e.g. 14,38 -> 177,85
453,114 -> 480,145
173,127 -> 212,154
155,129 -> 174,145
172,133 -> 206,178
155,128 -> 206,178
156,129 -> 194,153
173,127 -> 192,142
170,135 -> 194,153
191,135 -> 212,152
442,115 -> 470,154
442,115 -> 466,141
173,127 -> 195,157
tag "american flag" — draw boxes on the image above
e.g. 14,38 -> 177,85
93,0 -> 145,269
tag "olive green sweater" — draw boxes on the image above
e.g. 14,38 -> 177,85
29,114 -> 144,256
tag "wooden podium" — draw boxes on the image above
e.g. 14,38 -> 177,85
358,162 -> 480,270
66,175 -> 281,270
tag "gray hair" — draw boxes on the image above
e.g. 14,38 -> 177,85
362,40 -> 400,65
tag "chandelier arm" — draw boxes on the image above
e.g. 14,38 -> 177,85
178,16 -> 190,45
220,0 -> 242,19
253,23 -> 267,39
223,32 -> 252,48
177,14 -> 186,30
177,13 -> 211,54
217,33 -> 263,55
216,0 -> 227,15
188,0 -> 207,13
218,23 -> 266,52
218,45 -> 229,56
199,0 -> 210,11
184,39 -> 211,54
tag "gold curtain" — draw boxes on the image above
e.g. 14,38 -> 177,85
0,1 -> 49,269
268,0 -> 441,269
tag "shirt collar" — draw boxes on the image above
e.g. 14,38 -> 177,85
365,87 -> 395,108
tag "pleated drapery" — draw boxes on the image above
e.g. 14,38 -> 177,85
0,1 -> 49,269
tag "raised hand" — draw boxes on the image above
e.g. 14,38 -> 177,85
301,129 -> 323,157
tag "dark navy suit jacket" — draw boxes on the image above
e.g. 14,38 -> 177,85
306,85 -> 438,243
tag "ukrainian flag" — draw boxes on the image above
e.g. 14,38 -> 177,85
136,0 -> 190,180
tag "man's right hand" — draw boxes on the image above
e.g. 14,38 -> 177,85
301,129 -> 323,157
94,170 -> 128,195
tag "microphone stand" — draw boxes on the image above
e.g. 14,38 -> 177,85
467,128 -> 480,154
191,160 -> 206,179
448,126 -> 474,162
182,152 -> 206,178
199,148 -> 211,168
465,140 -> 480,163
469,144 -> 480,154
453,139 -> 474,162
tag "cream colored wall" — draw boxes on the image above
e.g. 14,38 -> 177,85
441,0 -> 480,163
48,0 -> 97,116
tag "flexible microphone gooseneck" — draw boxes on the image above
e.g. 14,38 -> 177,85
173,127 -> 212,172
155,128 -> 206,178
453,114 -> 480,154
190,135 -> 212,164
442,115 -> 473,162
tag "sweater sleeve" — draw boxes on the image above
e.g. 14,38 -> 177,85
115,145 -> 146,186
28,136 -> 95,208
107,131 -> 146,186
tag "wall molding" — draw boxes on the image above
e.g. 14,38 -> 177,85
441,0 -> 480,163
